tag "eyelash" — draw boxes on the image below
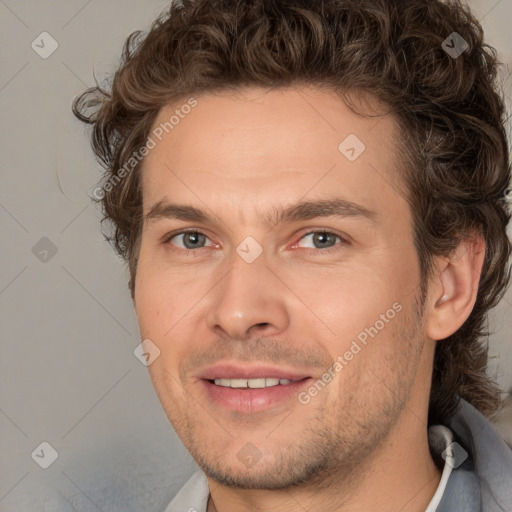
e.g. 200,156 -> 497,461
162,228 -> 348,255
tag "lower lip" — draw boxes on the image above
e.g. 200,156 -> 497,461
199,378 -> 312,413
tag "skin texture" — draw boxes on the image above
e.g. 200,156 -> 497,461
134,86 -> 485,512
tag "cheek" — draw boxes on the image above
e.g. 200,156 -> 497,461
287,265 -> 397,341
134,254 -> 203,369
134,271 -> 163,337
135,247 -> 183,331
299,254 -> 415,357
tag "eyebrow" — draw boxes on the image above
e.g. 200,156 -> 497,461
144,198 -> 378,227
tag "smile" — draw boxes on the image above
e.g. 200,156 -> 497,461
211,377 -> 297,388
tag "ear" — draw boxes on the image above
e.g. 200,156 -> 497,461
426,233 -> 486,341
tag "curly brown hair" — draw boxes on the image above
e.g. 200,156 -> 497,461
72,0 -> 511,425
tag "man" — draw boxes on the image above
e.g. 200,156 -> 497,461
72,0 -> 512,510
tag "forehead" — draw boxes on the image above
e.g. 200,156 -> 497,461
140,86 -> 407,218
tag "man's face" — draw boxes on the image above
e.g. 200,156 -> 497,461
134,86 -> 430,489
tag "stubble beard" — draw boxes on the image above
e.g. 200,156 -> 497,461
176,292 -> 426,492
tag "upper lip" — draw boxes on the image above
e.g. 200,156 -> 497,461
196,363 -> 312,381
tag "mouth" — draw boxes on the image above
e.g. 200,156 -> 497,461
196,362 -> 312,382
200,377 -> 312,413
207,377 -> 305,388
196,363 -> 314,412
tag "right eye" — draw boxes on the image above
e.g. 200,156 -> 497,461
164,230 -> 215,251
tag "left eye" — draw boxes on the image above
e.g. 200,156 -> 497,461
296,231 -> 343,250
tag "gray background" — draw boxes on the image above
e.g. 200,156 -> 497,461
0,1 -> 511,511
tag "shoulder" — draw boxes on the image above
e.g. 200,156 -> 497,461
437,398 -> 512,512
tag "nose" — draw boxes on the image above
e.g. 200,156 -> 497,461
205,249 -> 290,341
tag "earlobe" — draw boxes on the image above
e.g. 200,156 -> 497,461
426,234 -> 485,341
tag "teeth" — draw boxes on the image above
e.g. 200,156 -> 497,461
248,378 -> 266,388
213,377 -> 295,388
